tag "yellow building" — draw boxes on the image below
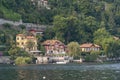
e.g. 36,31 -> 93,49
16,34 -> 37,51
80,43 -> 100,52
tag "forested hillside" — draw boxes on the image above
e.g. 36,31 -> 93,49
44,0 -> 120,43
0,0 -> 120,57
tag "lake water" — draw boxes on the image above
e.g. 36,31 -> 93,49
0,63 -> 120,80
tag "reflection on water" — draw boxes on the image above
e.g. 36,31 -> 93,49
0,63 -> 120,80
17,69 -> 40,80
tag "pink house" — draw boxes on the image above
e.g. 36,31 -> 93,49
42,40 -> 66,55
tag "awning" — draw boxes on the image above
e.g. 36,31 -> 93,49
30,50 -> 42,53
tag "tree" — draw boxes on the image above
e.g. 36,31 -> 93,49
43,27 -> 55,40
94,28 -> 111,44
8,44 -> 28,60
53,15 -> 80,44
26,40 -> 35,51
67,42 -> 80,57
15,56 -> 32,65
94,28 -> 111,54
107,39 -> 120,58
82,16 -> 98,42
2,23 -> 12,28
93,28 -> 120,57
36,34 -> 45,55
73,0 -> 95,15
18,24 -> 26,30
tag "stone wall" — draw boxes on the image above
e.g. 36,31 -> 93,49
36,56 -> 48,64
36,56 -> 73,64
0,56 -> 10,64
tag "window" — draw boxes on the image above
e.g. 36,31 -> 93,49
21,37 -> 24,40
17,42 -> 19,45
86,48 -> 90,52
17,37 -> 19,40
21,42 -> 24,45
34,42 -> 35,44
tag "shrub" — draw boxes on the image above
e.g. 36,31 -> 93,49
2,23 -> 12,28
84,54 -> 98,62
24,57 -> 32,64
18,25 -> 26,30
15,57 -> 32,65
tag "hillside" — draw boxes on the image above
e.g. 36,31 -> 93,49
0,0 -> 120,43
0,0 -> 120,58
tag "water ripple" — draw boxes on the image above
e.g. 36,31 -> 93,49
0,63 -> 120,70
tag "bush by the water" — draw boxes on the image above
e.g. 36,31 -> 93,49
84,54 -> 98,62
15,57 -> 32,65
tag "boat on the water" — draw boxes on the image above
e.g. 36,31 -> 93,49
56,61 -> 67,64
56,60 -> 69,64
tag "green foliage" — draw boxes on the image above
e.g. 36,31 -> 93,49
0,5 -> 21,21
8,45 -> 20,56
18,25 -> 26,30
2,23 -> 12,28
39,45 -> 45,55
43,27 -> 55,40
83,16 -> 97,31
94,28 -> 111,43
107,40 -> 120,58
0,25 -> 26,56
26,40 -> 35,51
84,54 -> 98,62
0,0 -> 120,58
90,51 -> 100,55
15,57 -> 32,65
7,36 -> 33,64
67,42 -> 80,57
53,15 -> 80,43
73,0 -> 96,14
94,28 -> 120,57
94,28 -> 111,54
8,44 -> 29,59
0,0 -> 119,27
81,16 -> 98,42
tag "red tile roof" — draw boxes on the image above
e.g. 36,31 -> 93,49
16,34 -> 36,39
80,43 -> 100,48
16,34 -> 25,36
42,40 -> 64,46
26,36 -> 36,39
29,29 -> 36,32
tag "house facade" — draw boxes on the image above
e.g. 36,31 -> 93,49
31,0 -> 49,9
16,34 -> 37,51
42,40 -> 66,55
40,0 -> 48,7
80,43 -> 100,52
28,29 -> 44,36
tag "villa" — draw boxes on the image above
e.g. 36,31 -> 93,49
16,34 -> 37,52
42,40 -> 66,55
80,43 -> 100,52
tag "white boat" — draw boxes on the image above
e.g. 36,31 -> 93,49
56,60 -> 69,64
56,61 -> 67,64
